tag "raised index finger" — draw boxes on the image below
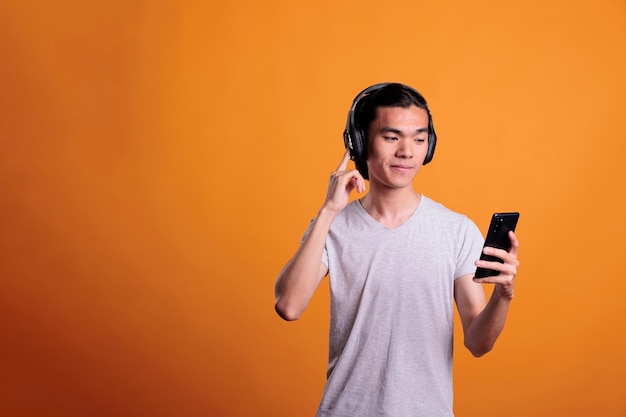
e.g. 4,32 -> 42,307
337,148 -> 351,171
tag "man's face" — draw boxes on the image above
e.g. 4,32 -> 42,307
366,105 -> 430,189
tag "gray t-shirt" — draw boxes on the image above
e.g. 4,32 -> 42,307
313,196 -> 484,417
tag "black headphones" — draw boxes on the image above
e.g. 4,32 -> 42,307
343,82 -> 437,179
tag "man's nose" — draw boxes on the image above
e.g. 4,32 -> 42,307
396,139 -> 413,158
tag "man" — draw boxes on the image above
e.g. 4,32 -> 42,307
274,83 -> 519,416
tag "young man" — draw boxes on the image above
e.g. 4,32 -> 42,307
274,83 -> 519,417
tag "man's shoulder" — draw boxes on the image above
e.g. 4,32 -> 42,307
420,196 -> 483,250
421,195 -> 470,221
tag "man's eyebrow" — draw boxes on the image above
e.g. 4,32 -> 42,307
380,127 -> 429,135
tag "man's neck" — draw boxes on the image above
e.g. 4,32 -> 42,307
360,186 -> 421,229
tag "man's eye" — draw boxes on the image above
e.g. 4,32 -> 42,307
384,136 -> 398,141
415,138 -> 426,143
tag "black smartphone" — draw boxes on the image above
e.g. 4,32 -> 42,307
475,212 -> 520,278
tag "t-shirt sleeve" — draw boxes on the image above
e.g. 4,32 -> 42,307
455,217 -> 485,279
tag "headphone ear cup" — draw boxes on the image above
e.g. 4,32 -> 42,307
343,129 -> 353,156
355,160 -> 369,180
353,128 -> 369,179
343,124 -> 369,179
423,115 -> 437,165
352,127 -> 365,161
344,111 -> 365,161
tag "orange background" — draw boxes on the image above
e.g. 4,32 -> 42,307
1,1 -> 625,416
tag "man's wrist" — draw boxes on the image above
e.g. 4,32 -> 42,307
319,204 -> 342,218
495,284 -> 514,301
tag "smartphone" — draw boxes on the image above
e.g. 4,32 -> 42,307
475,212 -> 520,278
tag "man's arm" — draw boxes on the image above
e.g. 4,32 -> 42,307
274,150 -> 366,321
274,209 -> 332,321
455,231 -> 520,357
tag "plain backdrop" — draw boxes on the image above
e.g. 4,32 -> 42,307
1,1 -> 625,416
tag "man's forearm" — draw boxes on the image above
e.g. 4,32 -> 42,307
464,288 -> 513,357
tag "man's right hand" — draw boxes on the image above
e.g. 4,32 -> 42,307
323,149 -> 366,213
